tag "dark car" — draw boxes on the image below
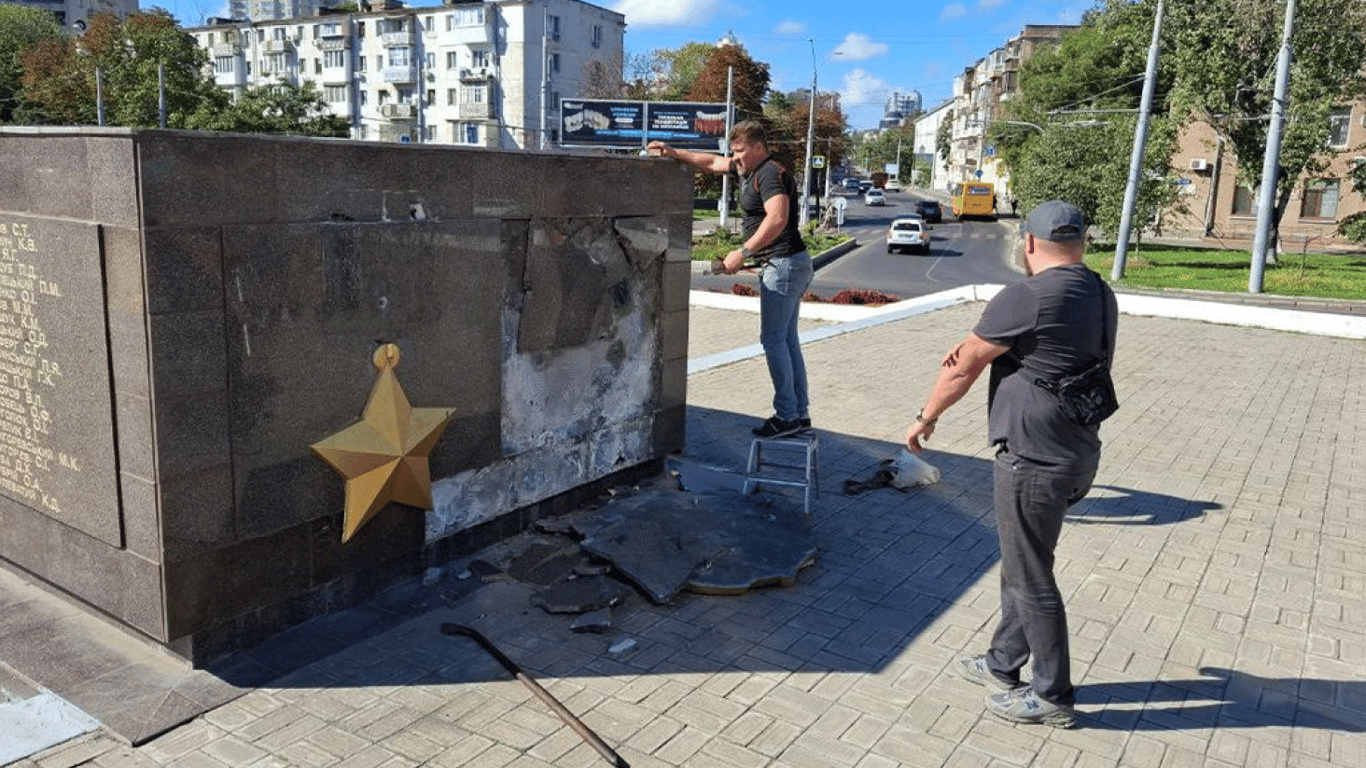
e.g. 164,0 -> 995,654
914,199 -> 943,223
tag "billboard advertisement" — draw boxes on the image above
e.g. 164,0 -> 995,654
560,99 -> 731,149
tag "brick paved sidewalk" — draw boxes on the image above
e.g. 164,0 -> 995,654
17,297 -> 1366,768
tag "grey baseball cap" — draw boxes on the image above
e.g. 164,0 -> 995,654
1021,200 -> 1087,242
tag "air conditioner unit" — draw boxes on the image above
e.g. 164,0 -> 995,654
1188,158 -> 1210,172
1351,156 -> 1366,167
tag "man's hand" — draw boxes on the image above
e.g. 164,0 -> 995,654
646,141 -> 671,157
722,249 -> 746,274
906,420 -> 935,454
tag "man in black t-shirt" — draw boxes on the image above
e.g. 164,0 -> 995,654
905,200 -> 1118,728
649,121 -> 814,438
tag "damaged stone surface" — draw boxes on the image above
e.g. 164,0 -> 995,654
564,488 -> 816,604
530,576 -> 633,614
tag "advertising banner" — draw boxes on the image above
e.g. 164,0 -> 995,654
560,99 -> 731,149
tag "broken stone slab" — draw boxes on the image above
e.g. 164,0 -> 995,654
567,487 -> 815,604
571,607 -> 613,633
505,541 -> 590,589
467,559 -> 505,582
530,575 -> 633,614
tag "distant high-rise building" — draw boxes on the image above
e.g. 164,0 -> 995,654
8,0 -> 137,31
879,90 -> 920,130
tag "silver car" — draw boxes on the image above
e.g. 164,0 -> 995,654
864,189 -> 886,206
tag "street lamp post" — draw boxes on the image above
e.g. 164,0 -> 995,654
800,39 -> 816,229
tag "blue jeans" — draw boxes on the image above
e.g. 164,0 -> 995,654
987,448 -> 1096,707
758,252 -> 813,421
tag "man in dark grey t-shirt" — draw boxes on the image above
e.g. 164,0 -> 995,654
905,200 -> 1117,728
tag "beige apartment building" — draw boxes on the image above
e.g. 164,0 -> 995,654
1163,103 -> 1366,251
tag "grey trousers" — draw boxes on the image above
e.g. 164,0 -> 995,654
986,448 -> 1096,706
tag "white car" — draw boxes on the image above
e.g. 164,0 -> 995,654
885,179 -> 902,193
886,216 -> 929,254
864,188 -> 886,206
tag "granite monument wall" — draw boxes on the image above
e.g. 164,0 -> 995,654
0,127 -> 691,664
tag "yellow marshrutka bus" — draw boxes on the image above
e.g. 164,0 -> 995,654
951,181 -> 997,220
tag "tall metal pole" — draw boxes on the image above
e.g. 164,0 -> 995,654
1112,0 -> 1164,281
800,39 -> 816,229
95,66 -> 105,126
539,5 -> 549,149
158,64 -> 166,128
720,65 -> 734,229
1249,0 -> 1296,293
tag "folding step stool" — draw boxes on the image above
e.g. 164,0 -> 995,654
743,433 -> 820,518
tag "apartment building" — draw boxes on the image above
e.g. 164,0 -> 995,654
913,98 -> 952,192
189,0 -> 625,148
1163,102 -> 1366,250
6,0 -> 137,31
947,24 -> 1074,192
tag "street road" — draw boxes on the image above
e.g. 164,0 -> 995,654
690,188 -> 1022,301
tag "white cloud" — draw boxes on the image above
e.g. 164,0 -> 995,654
978,0 -> 1008,8
613,0 -> 725,27
940,2 -> 968,21
774,20 -> 806,36
840,68 -> 890,113
833,33 -> 889,61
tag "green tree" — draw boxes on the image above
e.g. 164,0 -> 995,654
1166,0 -> 1366,261
686,43 -> 770,121
0,3 -> 62,123
994,0 -> 1179,240
650,42 -> 713,101
187,79 -> 349,137
20,10 -> 228,127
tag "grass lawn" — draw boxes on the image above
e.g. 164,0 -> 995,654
1085,243 -> 1366,300
691,228 -> 849,262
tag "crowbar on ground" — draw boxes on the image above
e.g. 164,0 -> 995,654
440,623 -> 630,768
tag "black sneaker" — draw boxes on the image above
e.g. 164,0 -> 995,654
799,417 -> 812,430
752,416 -> 803,438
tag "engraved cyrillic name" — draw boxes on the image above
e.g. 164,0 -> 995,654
0,220 -> 69,516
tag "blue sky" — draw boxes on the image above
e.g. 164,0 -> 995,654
610,0 -> 1093,130
158,0 -> 1092,131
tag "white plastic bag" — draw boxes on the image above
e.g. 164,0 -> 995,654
887,448 -> 941,489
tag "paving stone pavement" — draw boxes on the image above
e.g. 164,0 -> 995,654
11,291 -> 1366,768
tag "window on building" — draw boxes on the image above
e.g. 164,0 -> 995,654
207,32 -> 215,45
456,7 -> 483,25
397,86 -> 413,104
446,51 -> 458,69
426,88 -> 434,105
273,27 -> 285,40
549,53 -> 560,73
426,52 -> 434,70
1301,179 -> 1340,219
375,55 -> 382,71
355,53 -> 366,71
423,16 -> 433,31
1328,106 -> 1352,148
378,90 -> 389,105
215,56 -> 234,73
314,59 -> 322,74
1231,185 -> 1254,216
447,88 -> 457,105
471,49 -> 489,67
445,14 -> 453,31
591,25 -> 601,48
245,61 -> 252,75
324,85 -> 347,102
359,90 -> 367,105
462,85 -> 485,103
390,47 -> 411,67
357,21 -> 365,37
466,123 -> 479,144
548,15 -> 560,41
324,50 -> 345,68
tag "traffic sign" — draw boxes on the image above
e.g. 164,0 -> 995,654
811,155 -> 825,169
985,145 -> 996,157
975,169 -> 984,179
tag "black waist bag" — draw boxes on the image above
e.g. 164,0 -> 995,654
1022,360 -> 1118,426
1018,271 -> 1119,427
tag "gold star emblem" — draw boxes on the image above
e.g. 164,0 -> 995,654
311,344 -> 455,543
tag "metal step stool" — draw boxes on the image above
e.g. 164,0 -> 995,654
743,433 -> 820,518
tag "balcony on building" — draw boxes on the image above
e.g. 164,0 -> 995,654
380,103 -> 418,120
457,101 -> 491,119
383,65 -> 417,82
318,21 -> 348,38
211,42 -> 242,56
262,38 -> 294,54
458,67 -> 493,82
